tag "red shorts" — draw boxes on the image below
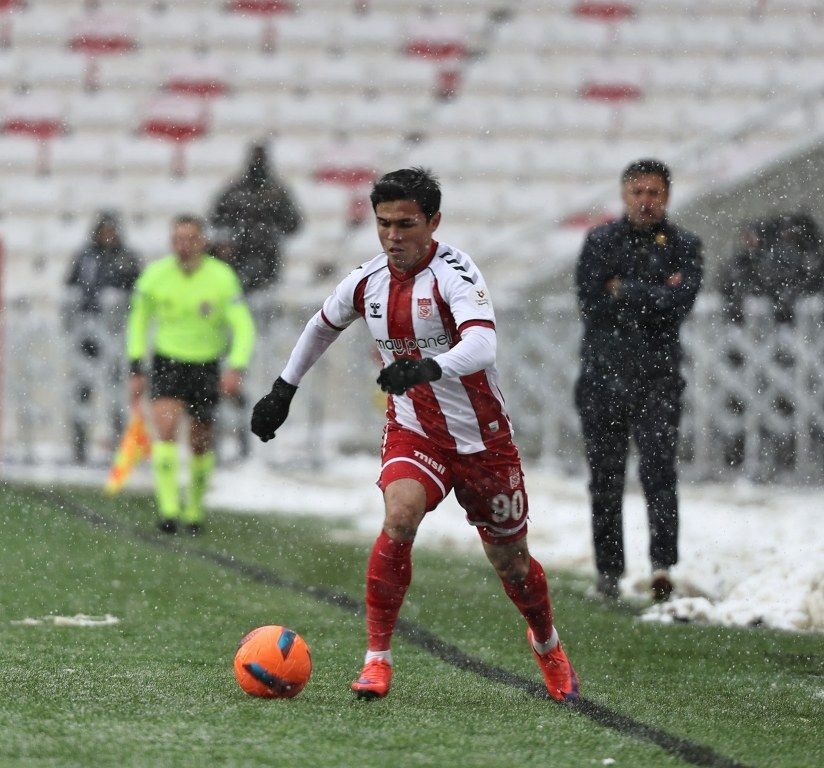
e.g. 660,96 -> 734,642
378,426 -> 529,544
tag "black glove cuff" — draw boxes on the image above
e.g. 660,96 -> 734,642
129,359 -> 143,375
272,376 -> 298,397
421,358 -> 442,382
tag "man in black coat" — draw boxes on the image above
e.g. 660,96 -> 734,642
574,159 -> 702,602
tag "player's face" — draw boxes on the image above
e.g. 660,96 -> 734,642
621,173 -> 669,228
172,222 -> 206,264
375,199 -> 441,273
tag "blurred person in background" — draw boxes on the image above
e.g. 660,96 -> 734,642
574,159 -> 702,602
249,168 -> 579,704
209,141 -> 302,294
127,215 -> 255,534
719,220 -> 765,324
64,211 -> 142,464
721,212 -> 823,324
209,141 -> 302,458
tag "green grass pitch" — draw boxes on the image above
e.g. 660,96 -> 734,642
0,482 -> 821,768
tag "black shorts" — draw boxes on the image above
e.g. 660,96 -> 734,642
151,355 -> 220,424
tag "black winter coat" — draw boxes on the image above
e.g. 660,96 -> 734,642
575,216 -> 702,390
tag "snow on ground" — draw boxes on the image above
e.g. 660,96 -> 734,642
4,455 -> 822,633
205,455 -> 823,634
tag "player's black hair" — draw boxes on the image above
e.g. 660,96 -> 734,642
173,214 -> 206,231
621,158 -> 671,190
370,167 -> 441,220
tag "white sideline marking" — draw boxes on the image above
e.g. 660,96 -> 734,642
11,614 -> 120,627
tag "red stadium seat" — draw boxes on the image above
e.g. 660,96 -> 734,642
314,142 -> 378,187
579,81 -> 642,102
403,20 -> 469,60
229,0 -> 295,15
140,95 -> 209,142
140,94 -> 209,175
1,93 -> 66,140
162,56 -> 232,98
68,11 -> 137,55
573,2 -> 635,21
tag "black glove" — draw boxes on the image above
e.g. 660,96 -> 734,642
251,377 -> 298,442
377,357 -> 442,396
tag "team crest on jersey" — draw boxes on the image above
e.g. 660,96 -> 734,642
509,467 -> 521,490
474,288 -> 489,307
199,301 -> 213,317
417,298 -> 432,319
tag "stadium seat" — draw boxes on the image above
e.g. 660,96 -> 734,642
1,92 -> 67,140
183,137 -> 248,182
573,1 -> 636,21
58,179 -> 136,223
233,54 -> 306,94
15,50 -> 88,92
67,92 -> 136,133
160,55 -> 233,98
2,178 -> 63,219
271,97 -> 343,138
617,103 -> 686,142
228,0 -> 295,15
673,21 -> 736,57
95,52 -> 159,95
402,18 -> 469,60
268,13 -> 331,52
134,178 -> 214,220
553,100 -> 620,138
201,10 -> 271,54
0,134 -> 40,174
139,94 -> 210,143
313,140 -> 379,186
330,13 -> 401,53
67,10 -> 137,55
210,95 -> 271,139
112,136 -> 175,178
49,135 -> 113,176
6,6 -> 75,49
303,56 -> 370,95
707,59 -> 779,97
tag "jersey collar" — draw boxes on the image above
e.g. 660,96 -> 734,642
387,240 -> 438,281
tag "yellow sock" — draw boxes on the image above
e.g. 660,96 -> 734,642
151,441 -> 180,519
183,451 -> 214,524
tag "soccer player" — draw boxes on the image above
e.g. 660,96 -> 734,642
251,168 -> 579,702
127,215 -> 255,534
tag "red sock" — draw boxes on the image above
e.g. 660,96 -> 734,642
365,530 -> 413,651
502,557 -> 554,645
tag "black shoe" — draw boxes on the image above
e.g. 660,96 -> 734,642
596,573 -> 620,599
157,519 -> 178,534
185,523 -> 202,536
651,571 -> 673,603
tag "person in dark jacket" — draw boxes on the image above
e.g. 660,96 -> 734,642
64,211 -> 142,463
209,142 -> 302,294
574,159 -> 702,602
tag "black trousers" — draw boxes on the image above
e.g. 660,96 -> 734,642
575,375 -> 684,578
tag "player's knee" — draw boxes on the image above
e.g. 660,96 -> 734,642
383,502 -> 424,542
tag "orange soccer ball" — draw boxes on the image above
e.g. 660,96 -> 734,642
233,625 -> 312,698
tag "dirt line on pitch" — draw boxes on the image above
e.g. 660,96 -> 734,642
48,490 -> 753,768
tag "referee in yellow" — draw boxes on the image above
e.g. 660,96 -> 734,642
126,215 -> 255,534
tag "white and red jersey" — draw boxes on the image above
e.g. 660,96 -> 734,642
320,240 -> 513,454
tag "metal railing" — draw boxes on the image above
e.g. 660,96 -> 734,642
2,290 -> 822,483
